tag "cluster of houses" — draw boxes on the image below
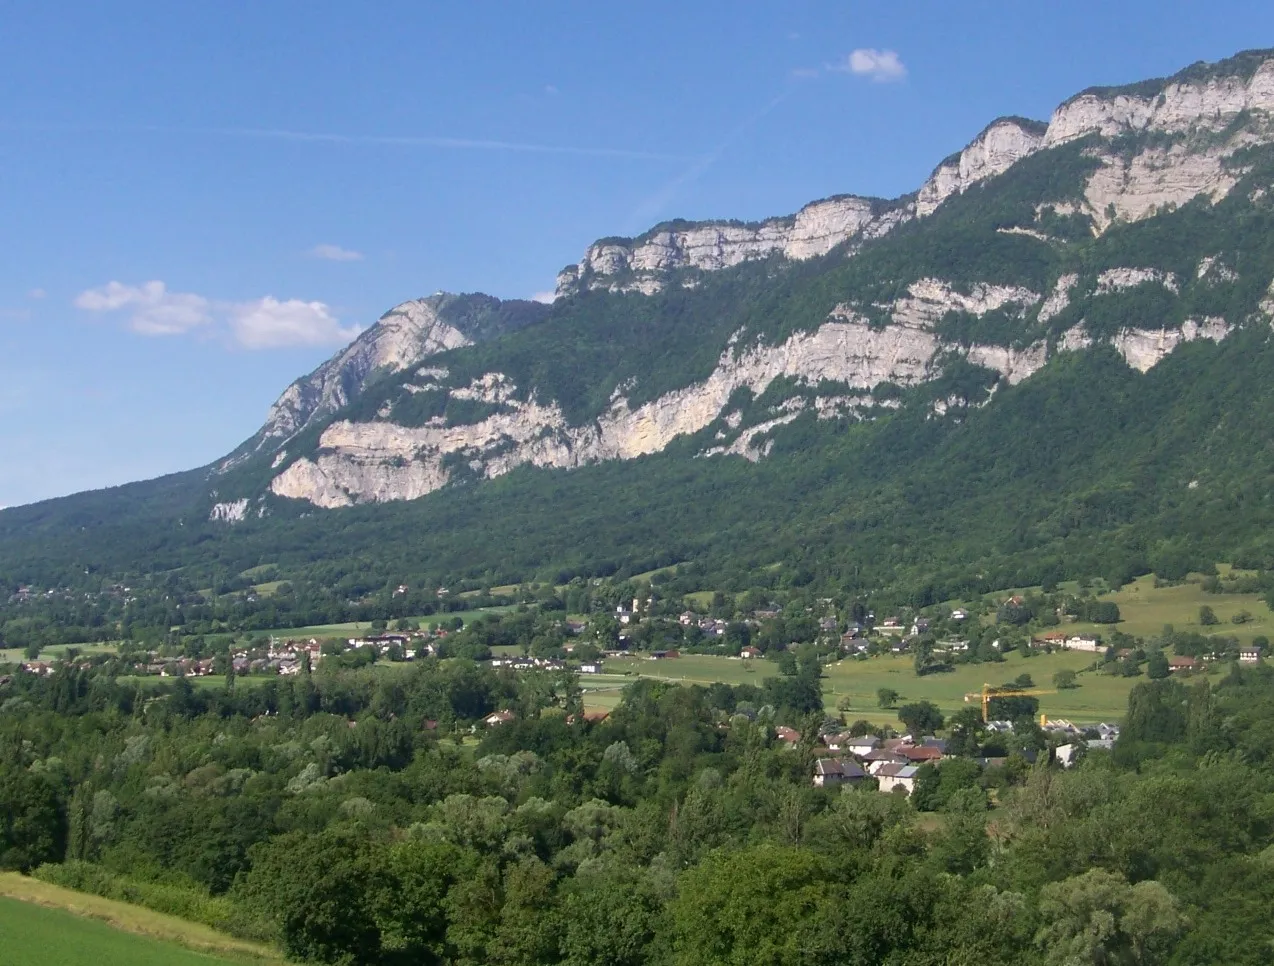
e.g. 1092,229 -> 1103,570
1030,632 -> 1104,651
808,733 -> 948,795
801,718 -> 1123,795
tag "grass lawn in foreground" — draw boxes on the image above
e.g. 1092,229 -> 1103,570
0,874 -> 282,965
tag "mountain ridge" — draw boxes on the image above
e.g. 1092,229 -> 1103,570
6,46 -> 1274,605
235,45 -> 1274,512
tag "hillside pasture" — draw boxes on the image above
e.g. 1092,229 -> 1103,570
0,874 -> 282,965
1066,573 -> 1274,643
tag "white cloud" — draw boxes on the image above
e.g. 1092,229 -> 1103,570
309,243 -> 364,262
75,281 -> 360,349
27,288 -> 46,299
835,48 -> 907,82
74,280 -> 213,335
530,291 -> 556,305
229,296 -> 361,349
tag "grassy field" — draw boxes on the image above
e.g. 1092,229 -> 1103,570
1064,573 -> 1274,643
600,649 -> 1171,724
0,874 -> 282,965
263,605 -> 514,640
0,643 -> 117,664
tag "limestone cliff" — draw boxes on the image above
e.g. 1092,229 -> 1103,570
243,48 -> 1274,511
554,196 -> 908,298
229,293 -> 548,461
915,118 -> 1048,216
269,275 -> 1231,508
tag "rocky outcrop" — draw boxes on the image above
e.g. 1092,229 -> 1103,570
555,196 -> 910,297
916,118 -> 1048,216
1042,56 -> 1274,230
208,498 -> 249,523
1111,317 -> 1231,371
1045,59 -> 1274,144
269,278 -> 1232,508
231,293 -> 548,462
556,53 -> 1274,298
246,298 -> 474,454
1096,268 -> 1180,294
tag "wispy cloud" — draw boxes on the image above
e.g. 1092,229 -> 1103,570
3,122 -> 691,163
833,48 -> 907,83
75,281 -> 212,335
309,243 -> 364,262
74,280 -> 360,349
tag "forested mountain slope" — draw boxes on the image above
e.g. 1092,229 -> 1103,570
5,48 -> 1274,601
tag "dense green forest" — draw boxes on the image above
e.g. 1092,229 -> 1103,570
2,652 -> 1274,964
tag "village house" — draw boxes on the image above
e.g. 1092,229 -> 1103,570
846,735 -> 881,757
1240,643 -> 1263,663
678,611 -> 697,626
950,608 -> 968,621
897,744 -> 944,765
812,758 -> 867,787
579,662 -> 603,674
740,645 -> 763,659
774,725 -> 802,748
862,751 -> 909,774
1169,656 -> 1202,673
875,762 -> 920,795
484,710 -> 516,727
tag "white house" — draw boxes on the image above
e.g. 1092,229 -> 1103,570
875,763 -> 919,795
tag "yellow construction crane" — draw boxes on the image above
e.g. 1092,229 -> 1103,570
962,684 -> 1057,722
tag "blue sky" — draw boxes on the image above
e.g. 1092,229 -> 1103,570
2,1 -> 1272,507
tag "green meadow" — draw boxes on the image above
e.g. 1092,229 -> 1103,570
0,874 -> 282,965
598,649 -> 1184,724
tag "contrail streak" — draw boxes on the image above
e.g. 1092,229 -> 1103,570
0,122 -> 693,162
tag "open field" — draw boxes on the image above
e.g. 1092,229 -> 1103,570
600,650 -> 1178,724
0,874 -> 282,965
0,642 -> 118,664
578,673 -> 630,712
1065,573 -> 1274,643
262,605 -> 514,639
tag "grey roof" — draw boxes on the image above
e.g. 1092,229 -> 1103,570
876,763 -> 919,779
815,758 -> 866,778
